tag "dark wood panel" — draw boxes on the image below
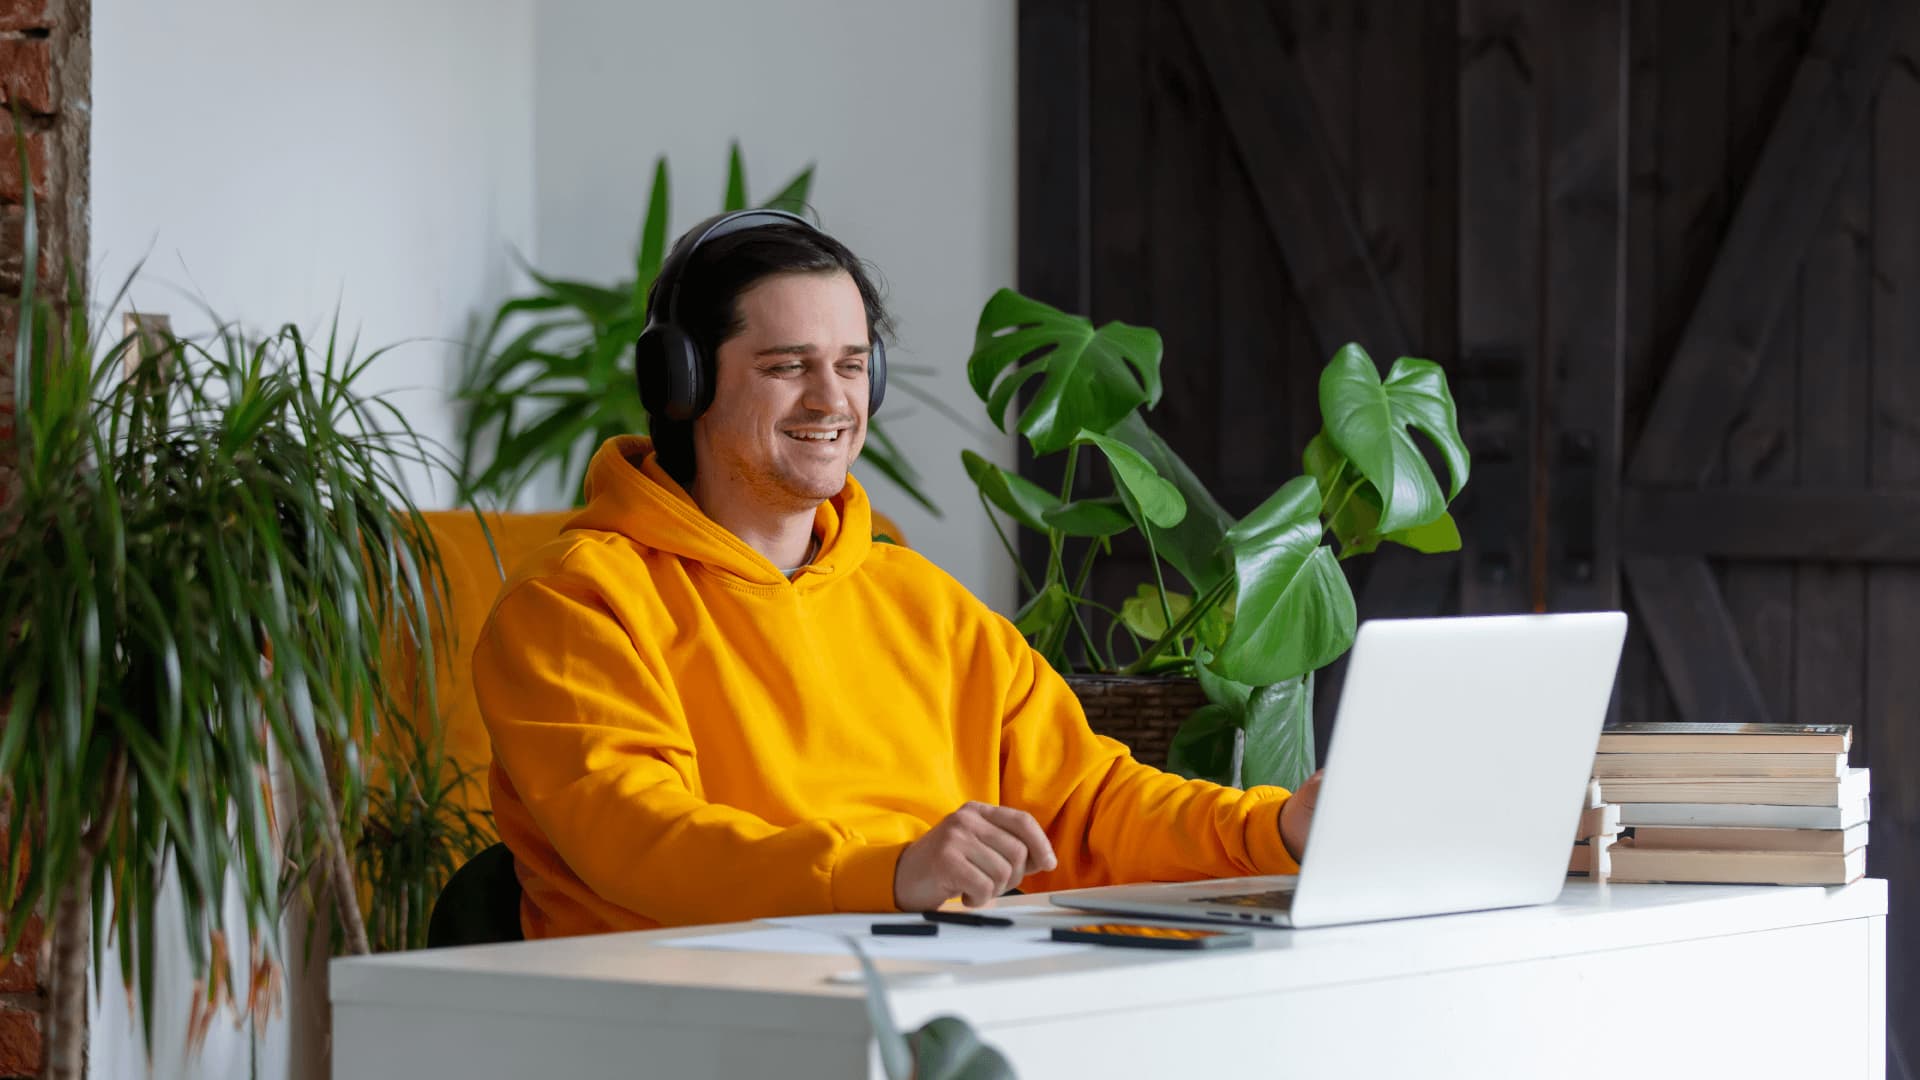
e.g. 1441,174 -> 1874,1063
1617,0 -> 1669,724
1868,24 -> 1920,1074
1017,0 -> 1090,314
1718,0 -> 1810,720
1542,0 -> 1626,616
1792,139 -> 1869,729
1623,556 -> 1770,723
1622,488 -> 1920,560
1627,0 -> 1908,485
1146,0 -> 1225,494
1455,0 -> 1540,614
1178,0 -> 1411,360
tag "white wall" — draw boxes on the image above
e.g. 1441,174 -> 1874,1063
91,0 -> 537,509
88,0 -> 536,1075
534,0 -> 1020,611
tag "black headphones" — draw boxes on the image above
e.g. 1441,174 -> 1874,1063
634,209 -> 887,422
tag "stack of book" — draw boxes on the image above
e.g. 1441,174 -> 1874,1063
1569,779 -> 1621,880
1593,723 -> 1867,886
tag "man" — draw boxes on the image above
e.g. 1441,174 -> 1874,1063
474,212 -> 1322,939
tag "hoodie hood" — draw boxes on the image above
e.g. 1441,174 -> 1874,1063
564,435 -> 873,587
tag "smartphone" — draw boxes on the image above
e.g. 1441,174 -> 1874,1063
1050,922 -> 1253,950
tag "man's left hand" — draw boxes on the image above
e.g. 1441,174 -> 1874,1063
1278,769 -> 1324,863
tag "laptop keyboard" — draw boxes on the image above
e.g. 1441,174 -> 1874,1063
1194,886 -> 1296,909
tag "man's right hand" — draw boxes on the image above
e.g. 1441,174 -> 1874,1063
893,801 -> 1058,910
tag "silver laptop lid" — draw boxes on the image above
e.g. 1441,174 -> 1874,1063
1287,612 -> 1626,927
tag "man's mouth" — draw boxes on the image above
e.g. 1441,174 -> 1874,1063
785,429 -> 845,443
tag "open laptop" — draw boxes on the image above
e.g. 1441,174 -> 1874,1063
1052,612 -> 1628,929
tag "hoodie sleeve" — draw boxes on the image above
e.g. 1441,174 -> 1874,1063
991,619 -> 1301,891
474,574 -> 906,926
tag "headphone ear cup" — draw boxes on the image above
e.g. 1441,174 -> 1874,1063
867,337 -> 887,417
652,320 -> 706,418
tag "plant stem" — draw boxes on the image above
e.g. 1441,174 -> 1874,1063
1123,574 -> 1234,675
1065,540 -> 1107,670
978,492 -> 1038,596
1045,446 -> 1081,586
1142,526 -> 1181,660
47,747 -> 127,1080
1324,472 -> 1367,538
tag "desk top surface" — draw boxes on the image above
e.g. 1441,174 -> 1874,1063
332,879 -> 1885,1033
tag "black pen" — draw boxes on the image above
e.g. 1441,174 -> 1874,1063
923,910 -> 1015,928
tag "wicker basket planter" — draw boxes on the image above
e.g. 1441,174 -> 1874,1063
1064,673 -> 1208,769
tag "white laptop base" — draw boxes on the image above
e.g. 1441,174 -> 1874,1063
1051,612 -> 1628,930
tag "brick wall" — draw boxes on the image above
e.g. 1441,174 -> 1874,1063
1,0 -> 88,1073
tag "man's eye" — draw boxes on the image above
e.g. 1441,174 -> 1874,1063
839,361 -> 867,375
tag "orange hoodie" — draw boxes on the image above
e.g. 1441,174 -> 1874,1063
474,435 -> 1300,939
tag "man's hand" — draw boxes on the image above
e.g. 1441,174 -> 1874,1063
1278,769 -> 1324,862
894,801 -> 1057,910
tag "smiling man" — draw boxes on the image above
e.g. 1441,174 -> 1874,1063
473,211 -> 1322,939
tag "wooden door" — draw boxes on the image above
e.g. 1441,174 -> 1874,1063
1020,0 -> 1920,1069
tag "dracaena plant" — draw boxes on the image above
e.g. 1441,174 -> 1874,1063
963,289 -> 1469,791
0,147 -> 450,1074
457,141 -> 940,514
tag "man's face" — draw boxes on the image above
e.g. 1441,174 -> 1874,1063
693,270 -> 872,513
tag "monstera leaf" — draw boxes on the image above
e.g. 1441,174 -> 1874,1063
1107,413 -> 1235,592
1304,431 -> 1463,559
969,289 -> 1164,455
1209,477 -> 1357,686
1319,345 -> 1470,536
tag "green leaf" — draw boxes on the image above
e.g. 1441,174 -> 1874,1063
844,938 -> 914,1080
1107,413 -> 1234,592
910,1015 -> 1018,1080
968,289 -> 1164,455
1040,496 -> 1133,538
761,164 -> 815,215
723,141 -> 748,211
637,157 -> 671,283
1118,584 -> 1190,640
1319,346 -> 1471,535
961,449 -> 1060,533
1241,673 -> 1316,791
1071,430 -> 1185,529
1166,704 -> 1242,784
1385,510 -> 1462,554
1012,582 -> 1071,637
1211,477 -> 1357,685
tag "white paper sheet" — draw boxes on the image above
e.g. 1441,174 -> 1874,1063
659,912 -> 1093,965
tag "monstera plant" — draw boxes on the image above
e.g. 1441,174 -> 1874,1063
963,289 -> 1470,791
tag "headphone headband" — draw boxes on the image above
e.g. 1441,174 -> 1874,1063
656,208 -> 819,327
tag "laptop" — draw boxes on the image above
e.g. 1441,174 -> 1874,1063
1052,612 -> 1628,929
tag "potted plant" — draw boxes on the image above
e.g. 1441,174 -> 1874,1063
457,142 -> 944,514
0,161 -> 449,1072
962,289 -> 1469,791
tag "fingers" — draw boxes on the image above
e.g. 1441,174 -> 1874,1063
969,802 -> 1058,873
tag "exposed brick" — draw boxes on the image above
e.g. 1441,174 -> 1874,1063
0,0 -> 51,33
0,203 -> 57,290
0,39 -> 55,116
0,115 -> 49,203
0,917 -> 39,995
0,1006 -> 39,1078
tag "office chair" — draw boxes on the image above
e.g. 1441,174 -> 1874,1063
427,842 -> 525,947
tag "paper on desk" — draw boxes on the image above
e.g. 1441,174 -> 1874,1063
659,913 -> 1092,965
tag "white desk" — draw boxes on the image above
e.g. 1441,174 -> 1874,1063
331,880 -> 1886,1079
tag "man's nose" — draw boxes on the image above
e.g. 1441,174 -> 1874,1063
801,365 -> 857,413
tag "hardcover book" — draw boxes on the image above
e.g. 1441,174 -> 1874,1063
1606,842 -> 1865,886
1595,723 -> 1851,755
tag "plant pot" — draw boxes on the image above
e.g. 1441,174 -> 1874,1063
1063,673 -> 1208,769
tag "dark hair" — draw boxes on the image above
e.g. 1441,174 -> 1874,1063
640,215 -> 894,488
